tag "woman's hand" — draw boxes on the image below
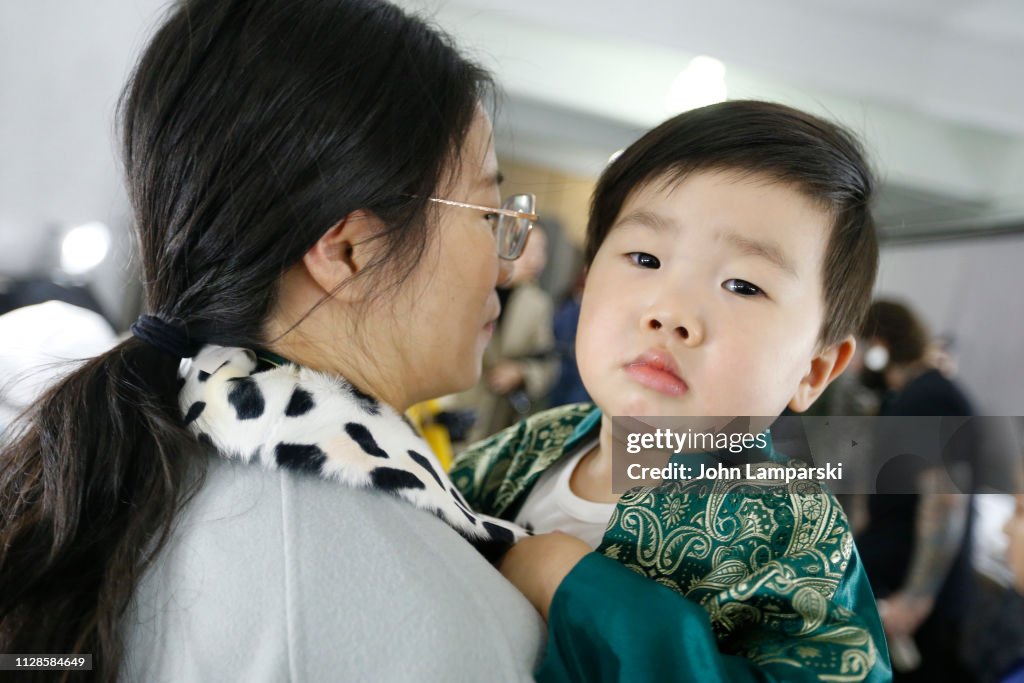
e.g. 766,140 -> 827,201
499,531 -> 591,620
878,592 -> 934,638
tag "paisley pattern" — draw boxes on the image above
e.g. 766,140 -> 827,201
451,404 -> 881,682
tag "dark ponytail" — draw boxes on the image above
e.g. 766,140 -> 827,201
0,339 -> 201,681
0,0 -> 491,679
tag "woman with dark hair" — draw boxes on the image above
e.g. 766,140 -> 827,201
0,1 -> 545,680
857,299 -> 977,682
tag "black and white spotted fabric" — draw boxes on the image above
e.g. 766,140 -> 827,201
179,345 -> 527,560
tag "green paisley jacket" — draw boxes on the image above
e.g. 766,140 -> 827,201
451,404 -> 892,683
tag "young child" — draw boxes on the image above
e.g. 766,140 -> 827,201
451,100 -> 891,682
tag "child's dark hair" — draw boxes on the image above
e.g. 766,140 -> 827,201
586,100 -> 877,347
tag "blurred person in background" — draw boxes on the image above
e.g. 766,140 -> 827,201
0,277 -> 108,322
926,334 -> 959,378
547,268 -> 591,408
856,299 -> 978,682
0,300 -> 117,433
961,418 -> 1024,683
449,225 -> 558,445
804,338 -> 880,418
998,493 -> 1024,683
0,1 -> 548,680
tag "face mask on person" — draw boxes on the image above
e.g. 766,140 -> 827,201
863,344 -> 889,372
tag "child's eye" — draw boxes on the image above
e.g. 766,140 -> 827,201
723,279 -> 763,297
483,213 -> 500,230
627,252 -> 660,269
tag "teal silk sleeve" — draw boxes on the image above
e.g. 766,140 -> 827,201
830,546 -> 892,683
540,553 -> 892,683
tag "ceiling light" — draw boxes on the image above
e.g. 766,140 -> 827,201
664,56 -> 727,114
60,221 -> 111,276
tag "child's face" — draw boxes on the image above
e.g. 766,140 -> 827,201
577,169 -> 851,419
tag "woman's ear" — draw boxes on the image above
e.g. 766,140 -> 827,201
788,335 -> 856,413
301,210 -> 385,299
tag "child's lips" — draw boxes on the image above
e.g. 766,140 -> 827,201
624,350 -> 689,397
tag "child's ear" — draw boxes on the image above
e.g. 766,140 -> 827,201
301,210 -> 384,300
787,335 -> 856,413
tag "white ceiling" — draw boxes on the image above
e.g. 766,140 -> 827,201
0,0 -> 1021,282
397,0 -> 1024,235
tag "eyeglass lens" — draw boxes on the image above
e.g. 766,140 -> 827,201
497,194 -> 535,260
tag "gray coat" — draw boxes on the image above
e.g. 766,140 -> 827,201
121,457 -> 546,682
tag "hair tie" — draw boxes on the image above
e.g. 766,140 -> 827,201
130,315 -> 201,359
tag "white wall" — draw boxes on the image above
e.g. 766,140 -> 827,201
0,0 -> 168,324
876,234 -> 1024,415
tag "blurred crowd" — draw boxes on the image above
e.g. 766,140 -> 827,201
2,221 -> 1023,683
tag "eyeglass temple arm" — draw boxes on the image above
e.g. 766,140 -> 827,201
426,196 -> 538,222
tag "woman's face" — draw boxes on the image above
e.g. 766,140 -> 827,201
385,110 -> 512,407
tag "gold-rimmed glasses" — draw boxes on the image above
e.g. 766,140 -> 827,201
426,193 -> 537,260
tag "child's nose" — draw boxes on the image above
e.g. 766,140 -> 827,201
644,311 -> 704,346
